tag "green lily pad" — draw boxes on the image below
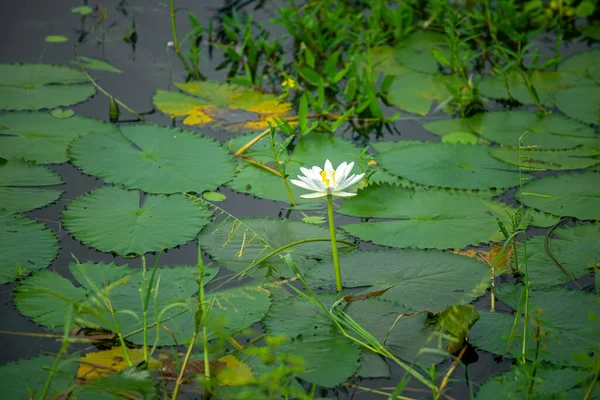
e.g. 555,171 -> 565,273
0,210 -> 58,284
423,118 -> 476,139
0,64 -> 95,111
0,159 -> 63,212
72,56 -> 122,73
442,131 -> 478,144
376,141 -> 520,190
45,35 -> 68,43
0,112 -> 119,163
555,86 -> 600,125
470,288 -> 600,366
559,49 -> 600,81
518,172 -> 600,220
305,249 -> 488,312
227,165 -> 306,203
476,365 -> 583,400
62,186 -> 211,256
14,261 -> 271,347
338,184 -> 550,249
0,355 -> 77,399
466,111 -> 598,149
394,30 -> 448,74
69,125 -> 235,194
518,223 -> 600,288
263,293 -> 360,387
490,147 -> 600,171
199,217 -> 350,279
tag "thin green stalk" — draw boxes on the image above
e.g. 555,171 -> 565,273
169,0 -> 193,77
269,127 -> 296,206
585,365 -> 600,400
39,306 -> 75,399
327,194 -> 342,292
141,255 -> 149,363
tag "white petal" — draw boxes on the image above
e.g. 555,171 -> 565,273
311,166 -> 323,179
299,167 -> 313,178
338,173 -> 365,191
298,175 -> 321,191
300,192 -> 328,199
334,162 -> 348,181
332,191 -> 357,197
324,159 -> 334,173
336,162 -> 355,187
289,179 -> 316,191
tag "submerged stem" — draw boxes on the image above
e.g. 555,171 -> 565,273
327,194 -> 342,292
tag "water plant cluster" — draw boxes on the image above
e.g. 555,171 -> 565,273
0,0 -> 599,399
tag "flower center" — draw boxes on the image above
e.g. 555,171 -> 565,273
320,170 -> 336,188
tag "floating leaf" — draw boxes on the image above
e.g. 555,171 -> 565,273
0,211 -> 57,284
203,191 -> 226,202
306,249 -> 488,312
339,184 -> 532,249
434,305 -> 480,353
356,351 -> 390,379
62,186 -> 211,255
153,81 -> 292,132
394,31 -> 448,74
0,159 -> 63,212
227,165 -> 305,203
78,348 -> 161,380
73,56 -> 122,73
470,288 -> 600,366
376,142 -> 520,190
0,112 -> 119,163
490,147 -> 600,171
214,355 -> 254,386
50,108 -> 74,119
372,47 -> 450,115
479,69 -> 583,106
452,243 -> 513,273
476,365 -> 583,400
0,355 -> 77,399
559,49 -> 600,81
263,294 -> 360,387
518,223 -> 600,288
555,86 -> 600,125
466,111 -> 598,149
71,5 -> 94,15
442,131 -> 478,145
0,64 -> 95,111
75,367 -> 157,399
45,35 -> 68,43
69,125 -> 235,194
199,217 -> 349,278
518,172 -> 600,220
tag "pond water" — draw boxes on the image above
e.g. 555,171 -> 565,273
1,0 -> 599,399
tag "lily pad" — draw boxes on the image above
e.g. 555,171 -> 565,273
0,112 -> 119,163
518,172 -> 600,220
72,56 -> 122,73
0,211 -> 58,284
489,147 -> 600,171
62,186 -> 211,256
394,30 -> 448,74
69,125 -> 235,194
153,81 -> 292,132
559,49 -> 600,81
466,111 -> 598,149
338,184 -> 549,249
0,159 -> 63,212
0,355 -> 77,399
263,293 -> 360,387
376,141 -> 520,190
199,217 -> 350,278
305,249 -> 488,312
470,288 -> 600,366
518,223 -> 600,288
0,64 -> 95,111
555,86 -> 600,125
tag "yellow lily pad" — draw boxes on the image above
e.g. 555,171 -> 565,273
77,347 -> 161,381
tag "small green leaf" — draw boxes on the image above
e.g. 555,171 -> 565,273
297,66 -> 322,86
299,93 -> 308,133
442,131 -> 478,144
301,216 -> 326,225
71,6 -> 94,15
45,35 -> 68,43
73,56 -> 123,73
203,191 -> 226,202
50,108 -> 74,119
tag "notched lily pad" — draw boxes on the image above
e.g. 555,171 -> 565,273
61,186 -> 211,256
0,63 -> 95,111
153,81 -> 292,132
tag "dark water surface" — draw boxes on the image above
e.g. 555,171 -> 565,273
3,1 -> 592,399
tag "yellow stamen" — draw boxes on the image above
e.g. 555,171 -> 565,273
320,171 -> 331,187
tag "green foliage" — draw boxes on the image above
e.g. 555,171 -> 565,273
69,125 -> 235,194
0,112 -> 119,163
306,249 -> 488,312
490,147 -> 600,171
518,172 -> 600,220
0,159 -> 63,212
0,211 -> 57,284
0,64 -> 95,111
72,56 -> 123,73
62,186 -> 211,256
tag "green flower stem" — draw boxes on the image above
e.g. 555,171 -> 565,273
169,0 -> 193,77
327,194 -> 343,292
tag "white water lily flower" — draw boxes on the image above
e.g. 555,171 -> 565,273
290,160 -> 365,199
